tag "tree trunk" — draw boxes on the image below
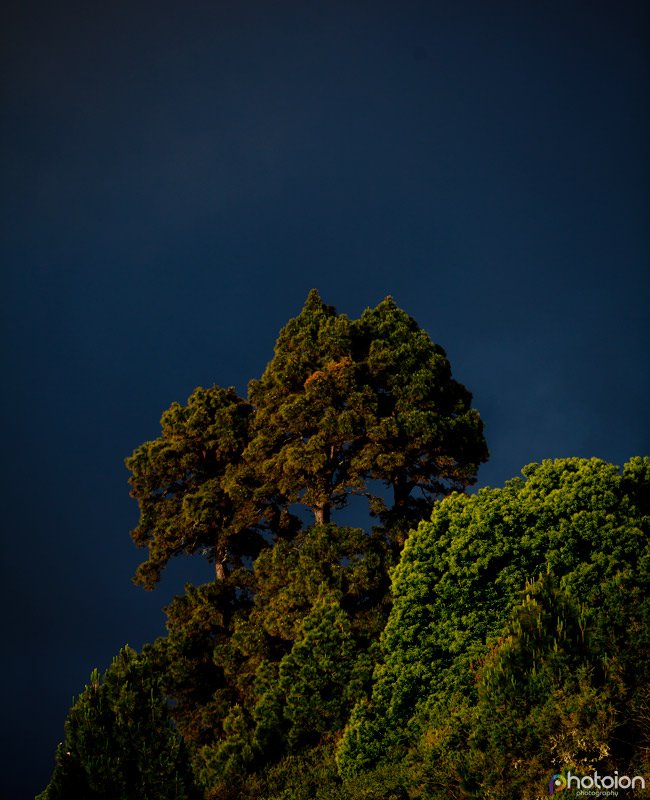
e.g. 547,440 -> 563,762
214,539 -> 226,581
314,503 -> 331,525
392,473 -> 412,513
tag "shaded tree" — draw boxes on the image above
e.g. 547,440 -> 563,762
37,646 -> 200,800
170,525 -> 392,795
353,297 -> 488,539
278,591 -> 375,752
126,386 -> 263,588
118,289 -> 488,797
153,578 -> 254,754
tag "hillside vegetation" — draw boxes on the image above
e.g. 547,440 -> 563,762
38,294 -> 648,800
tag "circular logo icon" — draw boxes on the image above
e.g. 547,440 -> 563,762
549,774 -> 567,794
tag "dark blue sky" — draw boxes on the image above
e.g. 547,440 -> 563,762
2,1 -> 648,797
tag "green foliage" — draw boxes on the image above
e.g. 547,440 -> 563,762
250,524 -> 392,644
225,740 -> 409,800
45,290 -> 492,797
181,526 -> 392,793
43,286 -> 649,800
338,457 -> 650,782
37,646 -> 200,800
277,591 -> 374,751
246,290 -> 488,532
246,290 -> 366,525
411,575 -> 625,799
119,290 -> 487,794
153,579 -> 252,752
126,290 -> 488,586
355,297 -> 488,539
126,385 -> 263,589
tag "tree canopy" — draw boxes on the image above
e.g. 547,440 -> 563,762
125,386 -> 261,587
41,291 -> 648,800
118,290 -> 489,795
37,646 -> 200,800
126,289 -> 488,588
337,456 -> 650,797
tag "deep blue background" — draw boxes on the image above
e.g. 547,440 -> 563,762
1,2 -> 648,796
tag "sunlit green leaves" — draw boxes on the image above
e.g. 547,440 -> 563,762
338,457 -> 650,785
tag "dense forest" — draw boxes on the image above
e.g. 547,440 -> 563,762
38,292 -> 649,800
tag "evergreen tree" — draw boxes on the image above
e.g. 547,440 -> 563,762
465,575 -> 621,800
278,590 -> 374,752
115,290 -> 488,797
125,290 -> 487,586
354,297 -> 488,539
244,290 -> 488,534
37,646 -> 200,800
249,523 -> 391,646
411,575 -> 623,800
126,385 -> 264,589
245,290 -> 369,526
169,525 -> 392,794
153,578 -> 252,752
337,457 -> 650,784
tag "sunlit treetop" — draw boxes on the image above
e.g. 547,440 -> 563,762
126,289 -> 488,588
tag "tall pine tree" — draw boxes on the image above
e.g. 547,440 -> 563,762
37,646 -> 200,800
118,290 -> 488,796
